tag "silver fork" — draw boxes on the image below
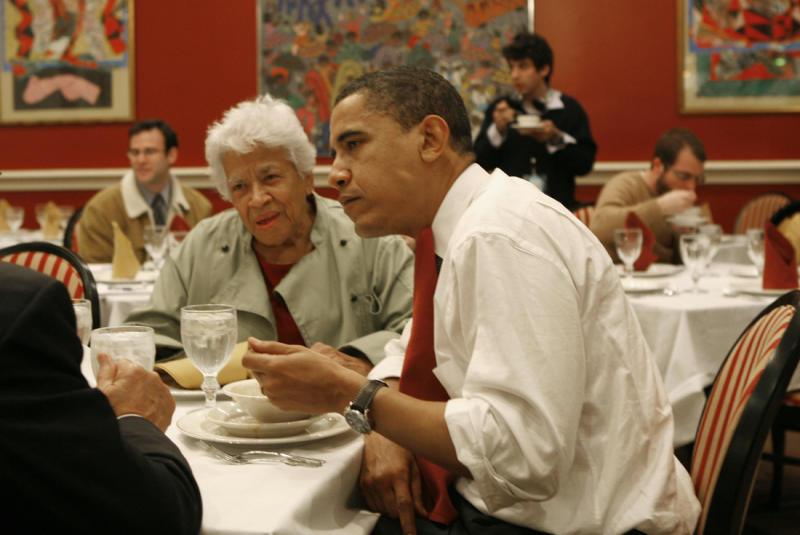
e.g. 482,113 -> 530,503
204,443 -> 324,467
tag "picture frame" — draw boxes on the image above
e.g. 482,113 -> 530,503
257,0 -> 528,157
0,0 -> 135,124
678,0 -> 800,114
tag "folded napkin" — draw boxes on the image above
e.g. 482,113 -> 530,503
155,341 -> 250,389
763,221 -> 799,290
169,214 -> 191,232
625,211 -> 658,271
0,199 -> 10,231
699,202 -> 713,223
42,201 -> 61,238
111,221 -> 141,279
777,212 -> 800,264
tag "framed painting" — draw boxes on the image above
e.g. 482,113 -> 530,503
678,0 -> 800,113
257,0 -> 529,157
0,0 -> 135,124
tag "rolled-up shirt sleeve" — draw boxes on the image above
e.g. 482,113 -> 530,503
435,232 -> 586,512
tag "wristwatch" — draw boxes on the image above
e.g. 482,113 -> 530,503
344,379 -> 388,434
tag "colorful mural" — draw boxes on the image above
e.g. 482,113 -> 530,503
259,0 -> 528,156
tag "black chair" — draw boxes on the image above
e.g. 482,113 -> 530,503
0,241 -> 100,329
63,204 -> 84,253
690,290 -> 800,534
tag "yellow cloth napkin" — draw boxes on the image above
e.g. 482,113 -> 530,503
111,221 -> 140,279
0,199 -> 10,231
155,341 -> 250,389
699,202 -> 713,224
42,201 -> 61,238
778,212 -> 800,264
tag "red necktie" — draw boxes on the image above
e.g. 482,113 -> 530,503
398,227 -> 458,524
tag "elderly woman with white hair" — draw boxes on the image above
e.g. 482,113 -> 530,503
126,95 -> 414,370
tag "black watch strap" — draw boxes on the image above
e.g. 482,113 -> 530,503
351,379 -> 388,412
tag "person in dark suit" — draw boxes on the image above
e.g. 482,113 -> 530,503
474,33 -> 596,211
0,262 -> 202,533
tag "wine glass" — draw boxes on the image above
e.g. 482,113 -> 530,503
6,206 -> 23,232
167,230 -> 188,255
58,205 -> 75,231
180,304 -> 237,407
746,228 -> 765,276
72,298 -> 92,345
698,224 -> 723,269
614,228 -> 643,283
679,233 -> 711,293
90,326 -> 155,378
143,224 -> 169,270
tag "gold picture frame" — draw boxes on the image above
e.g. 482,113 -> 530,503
0,0 -> 135,124
678,0 -> 800,114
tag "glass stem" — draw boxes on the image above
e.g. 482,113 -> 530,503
625,262 -> 634,282
201,374 -> 220,408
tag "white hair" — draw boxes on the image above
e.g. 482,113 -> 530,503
205,94 -> 317,200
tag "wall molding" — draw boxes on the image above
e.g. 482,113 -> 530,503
2,160 -> 799,192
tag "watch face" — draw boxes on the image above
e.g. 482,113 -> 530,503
344,409 -> 370,434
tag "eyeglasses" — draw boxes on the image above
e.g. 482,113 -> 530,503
127,148 -> 164,158
669,168 -> 705,185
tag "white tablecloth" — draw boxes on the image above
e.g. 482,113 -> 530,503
624,262 -> 800,447
88,264 -> 154,327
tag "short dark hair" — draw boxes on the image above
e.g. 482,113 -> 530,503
129,119 -> 178,151
502,33 -> 554,83
652,128 -> 706,168
334,66 -> 474,155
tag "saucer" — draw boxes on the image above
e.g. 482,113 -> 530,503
206,402 -> 319,438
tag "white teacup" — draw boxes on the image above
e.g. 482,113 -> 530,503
516,114 -> 541,128
90,326 -> 155,377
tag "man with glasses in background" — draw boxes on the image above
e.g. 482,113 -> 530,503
591,127 -> 706,264
78,119 -> 212,263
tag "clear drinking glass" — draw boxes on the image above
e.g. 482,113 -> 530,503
167,230 -> 188,255
90,325 -> 155,378
698,223 -> 723,269
679,233 -> 711,292
746,228 -> 765,276
58,205 -> 75,230
72,298 -> 92,345
143,224 -> 169,270
614,228 -> 643,282
6,206 -> 23,232
181,304 -> 237,407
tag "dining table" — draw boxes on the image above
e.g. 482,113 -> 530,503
79,349 -> 380,534
620,260 -> 800,447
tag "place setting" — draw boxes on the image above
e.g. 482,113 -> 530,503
725,224 -> 800,298
614,220 -> 680,295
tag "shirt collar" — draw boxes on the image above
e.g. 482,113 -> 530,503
121,170 -> 189,219
522,87 -> 564,115
431,163 -> 499,258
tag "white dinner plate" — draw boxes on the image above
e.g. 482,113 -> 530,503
621,279 -> 666,295
617,263 -> 684,278
729,281 -> 796,297
729,265 -> 759,278
177,408 -> 351,445
206,402 -> 321,438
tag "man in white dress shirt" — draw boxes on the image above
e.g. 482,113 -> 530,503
243,66 -> 700,535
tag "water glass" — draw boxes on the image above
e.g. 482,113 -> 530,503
72,298 -> 92,345
698,224 -> 723,268
614,228 -> 643,282
143,224 -> 169,270
679,233 -> 711,292
90,325 -> 155,378
181,304 -> 237,407
746,228 -> 765,276
6,206 -> 23,232
167,230 -> 188,254
59,205 -> 75,230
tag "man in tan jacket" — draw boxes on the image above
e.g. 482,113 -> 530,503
590,128 -> 706,263
78,119 -> 212,263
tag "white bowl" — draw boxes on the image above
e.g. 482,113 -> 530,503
206,402 -> 318,438
222,379 -> 310,423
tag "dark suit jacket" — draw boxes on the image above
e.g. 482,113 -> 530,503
0,262 -> 202,533
474,93 -> 597,211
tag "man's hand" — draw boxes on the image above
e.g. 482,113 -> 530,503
96,353 -> 175,432
657,189 -> 697,217
492,100 -> 516,134
519,119 -> 561,144
310,342 -> 373,376
243,337 -> 365,414
361,432 -> 426,535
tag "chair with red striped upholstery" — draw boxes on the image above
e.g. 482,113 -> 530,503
0,241 -> 100,329
733,192 -> 792,234
691,290 -> 800,534
764,390 -> 800,506
571,204 -> 595,228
